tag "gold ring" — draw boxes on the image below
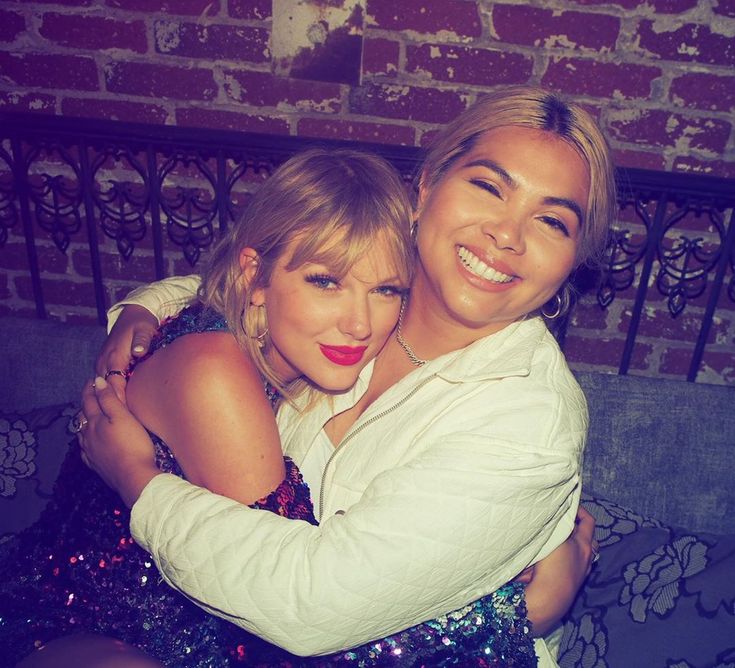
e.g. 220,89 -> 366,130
104,369 -> 127,381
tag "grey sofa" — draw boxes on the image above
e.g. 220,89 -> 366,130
2,314 -> 732,534
1,314 -> 733,667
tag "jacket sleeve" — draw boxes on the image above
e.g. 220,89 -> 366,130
130,429 -> 580,656
106,275 -> 202,332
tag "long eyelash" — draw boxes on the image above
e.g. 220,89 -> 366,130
470,179 -> 500,196
305,273 -> 338,288
542,217 -> 569,237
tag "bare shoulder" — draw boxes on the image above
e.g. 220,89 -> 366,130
127,329 -> 273,432
162,330 -> 268,406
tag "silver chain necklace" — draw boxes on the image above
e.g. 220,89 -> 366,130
395,299 -> 427,367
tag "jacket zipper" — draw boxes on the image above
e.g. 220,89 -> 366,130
318,374 -> 438,519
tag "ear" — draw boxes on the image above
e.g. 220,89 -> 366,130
238,247 -> 266,306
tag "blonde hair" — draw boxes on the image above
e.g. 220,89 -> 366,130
419,85 -> 616,272
198,148 -> 413,399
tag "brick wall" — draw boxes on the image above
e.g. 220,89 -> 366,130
1,0 -> 733,172
0,0 -> 734,383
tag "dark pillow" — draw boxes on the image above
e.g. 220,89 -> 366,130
0,404 -> 76,542
557,493 -> 735,668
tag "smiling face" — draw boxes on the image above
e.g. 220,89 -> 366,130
251,232 -> 406,392
414,125 -> 590,337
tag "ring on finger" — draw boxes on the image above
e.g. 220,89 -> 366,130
70,412 -> 88,434
104,369 -> 127,381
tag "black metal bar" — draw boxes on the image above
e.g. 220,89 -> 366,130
688,206 -> 735,382
11,135 -> 45,318
618,193 -> 669,375
78,137 -> 107,325
216,148 -> 228,236
146,144 -> 165,280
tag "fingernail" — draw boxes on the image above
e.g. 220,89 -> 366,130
95,376 -> 108,389
133,345 -> 145,354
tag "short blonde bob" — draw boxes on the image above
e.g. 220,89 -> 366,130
198,148 -> 414,399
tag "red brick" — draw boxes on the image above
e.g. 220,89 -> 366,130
563,334 -> 653,370
567,299 -> 610,331
61,97 -> 169,124
636,20 -> 735,67
0,242 -> 68,273
658,346 -> 694,375
0,52 -> 98,91
222,69 -> 341,112
636,307 -> 725,343
672,157 -> 735,180
363,38 -> 400,77
154,21 -> 269,62
695,350 -> 735,384
0,303 -> 37,318
670,72 -> 735,113
73,249 -> 157,282
0,273 -> 10,299
0,91 -> 56,113
608,108 -> 731,153
105,61 -> 217,100
0,9 -> 25,42
568,0 -> 697,10
368,0 -> 481,37
0,244 -> 28,271
492,5 -> 620,51
176,107 -> 289,134
297,117 -> 415,145
349,83 -> 466,123
612,148 -> 667,171
542,58 -> 659,99
4,0 -> 93,5
407,44 -> 532,86
40,13 -> 147,53
713,0 -> 735,17
228,0 -> 270,19
105,0 -> 221,14
15,275 -> 96,308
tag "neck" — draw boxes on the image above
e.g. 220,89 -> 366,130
400,272 -> 514,360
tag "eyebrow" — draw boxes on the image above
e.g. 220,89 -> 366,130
464,159 -> 585,227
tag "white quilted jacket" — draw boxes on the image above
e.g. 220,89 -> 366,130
116,279 -> 586,664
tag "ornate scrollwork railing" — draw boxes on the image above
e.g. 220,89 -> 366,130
1,112 -> 733,382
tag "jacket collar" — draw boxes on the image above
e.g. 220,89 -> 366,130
423,316 -> 547,383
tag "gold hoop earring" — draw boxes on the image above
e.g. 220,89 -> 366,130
541,294 -> 563,320
242,303 -> 269,349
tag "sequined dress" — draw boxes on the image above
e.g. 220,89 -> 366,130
0,304 -> 537,668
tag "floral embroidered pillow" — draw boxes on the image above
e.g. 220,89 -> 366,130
558,493 -> 735,668
0,404 -> 76,543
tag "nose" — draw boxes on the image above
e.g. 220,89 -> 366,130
483,215 -> 526,254
339,295 -> 372,341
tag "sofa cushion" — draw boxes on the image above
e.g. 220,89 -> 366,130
0,403 -> 76,543
0,316 -> 106,413
575,371 -> 735,534
558,493 -> 735,668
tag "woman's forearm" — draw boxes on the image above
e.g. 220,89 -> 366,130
106,275 -> 202,332
130,445 -> 579,655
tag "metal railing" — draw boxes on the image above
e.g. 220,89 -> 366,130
1,112 -> 733,382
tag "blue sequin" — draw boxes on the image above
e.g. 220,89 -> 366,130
0,302 -> 537,667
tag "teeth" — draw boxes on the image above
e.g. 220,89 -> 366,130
457,246 -> 513,283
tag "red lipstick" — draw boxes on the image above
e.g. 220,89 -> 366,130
319,345 -> 368,366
